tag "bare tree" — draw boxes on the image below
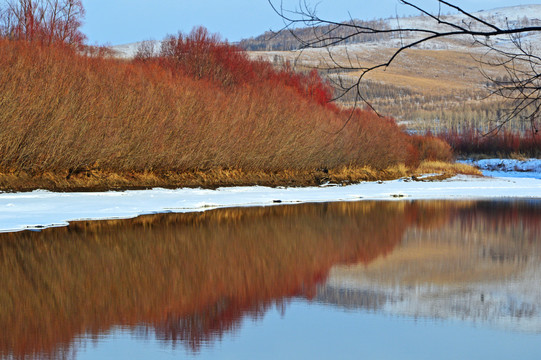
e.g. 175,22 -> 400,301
0,0 -> 85,46
269,0 -> 541,132
134,39 -> 159,62
480,34 -> 541,133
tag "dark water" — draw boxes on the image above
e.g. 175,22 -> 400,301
1,200 -> 541,359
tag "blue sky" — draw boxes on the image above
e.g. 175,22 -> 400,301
81,1 -> 540,45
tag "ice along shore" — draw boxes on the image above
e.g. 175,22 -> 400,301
1,173 -> 541,233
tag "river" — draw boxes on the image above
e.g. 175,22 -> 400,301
1,200 -> 540,359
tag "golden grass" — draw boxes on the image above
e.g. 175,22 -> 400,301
414,160 -> 482,179
509,152 -> 528,161
0,161 -> 480,192
0,165 -> 412,192
256,47 -> 496,95
253,46 -> 521,136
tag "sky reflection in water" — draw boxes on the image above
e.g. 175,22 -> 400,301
1,200 -> 541,359
74,301 -> 541,360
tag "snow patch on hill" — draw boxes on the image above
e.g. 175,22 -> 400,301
387,4 -> 541,52
111,40 -> 161,59
474,5 -> 541,22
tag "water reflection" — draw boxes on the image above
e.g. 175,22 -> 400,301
324,201 -> 541,333
0,200 -> 540,359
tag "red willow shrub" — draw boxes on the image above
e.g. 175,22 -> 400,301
440,126 -> 541,157
151,27 -> 335,107
0,0 -> 86,47
0,27 -> 444,178
409,133 -> 454,165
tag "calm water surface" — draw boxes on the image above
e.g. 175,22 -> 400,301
1,200 -> 540,359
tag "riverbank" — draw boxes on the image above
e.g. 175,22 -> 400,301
0,167 -> 405,193
1,173 -> 540,233
0,161 -> 477,193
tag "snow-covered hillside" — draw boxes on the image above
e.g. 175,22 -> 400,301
475,4 -> 541,22
111,5 -> 541,58
396,4 -> 541,30
386,4 -> 541,51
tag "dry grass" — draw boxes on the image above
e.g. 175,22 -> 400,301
252,47 -> 495,95
0,160 -> 477,192
414,160 -> 482,179
328,164 -> 409,184
0,166 -> 411,192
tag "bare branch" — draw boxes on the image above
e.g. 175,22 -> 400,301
268,0 -> 541,132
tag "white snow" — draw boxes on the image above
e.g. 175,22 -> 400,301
1,174 -> 540,233
461,158 -> 541,179
111,40 -> 161,59
473,5 -> 541,22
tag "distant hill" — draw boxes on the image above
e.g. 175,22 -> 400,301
238,5 -> 541,51
112,5 -> 541,57
238,18 -> 390,51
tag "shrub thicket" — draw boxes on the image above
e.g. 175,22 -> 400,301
0,28 -> 452,180
440,127 -> 541,157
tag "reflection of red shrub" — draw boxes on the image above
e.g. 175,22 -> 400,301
0,201 -> 411,357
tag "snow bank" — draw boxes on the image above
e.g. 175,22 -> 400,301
1,175 -> 540,233
461,158 -> 541,179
